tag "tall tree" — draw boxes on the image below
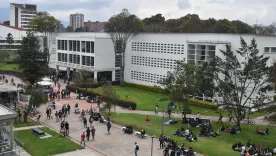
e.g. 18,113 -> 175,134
6,33 -> 14,51
210,37 -> 271,129
29,11 -> 60,73
65,26 -> 74,32
18,32 -> 47,85
75,27 -> 85,32
159,61 -> 204,120
253,23 -> 276,35
232,20 -> 255,34
3,21 -> 10,25
105,9 -> 144,86
102,81 -> 119,115
72,70 -> 96,90
143,13 -> 165,32
0,50 -> 10,65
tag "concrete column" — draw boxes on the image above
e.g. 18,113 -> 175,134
67,67 -> 70,77
10,120 -> 13,150
94,71 -> 97,80
112,70 -> 115,81
56,65 -> 59,75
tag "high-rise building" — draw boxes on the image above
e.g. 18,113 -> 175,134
70,13 -> 84,31
10,3 -> 37,29
84,21 -> 106,32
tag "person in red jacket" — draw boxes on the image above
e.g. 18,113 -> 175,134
80,132 -> 85,147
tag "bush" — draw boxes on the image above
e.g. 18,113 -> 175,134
187,99 -> 218,110
67,86 -> 137,110
159,97 -> 169,101
125,82 -> 165,93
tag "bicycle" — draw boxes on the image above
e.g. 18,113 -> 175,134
268,121 -> 276,127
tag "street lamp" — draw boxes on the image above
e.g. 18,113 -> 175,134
162,106 -> 164,134
151,135 -> 156,156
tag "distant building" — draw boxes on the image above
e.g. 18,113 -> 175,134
0,24 -> 26,50
84,21 -> 106,32
10,3 -> 37,29
57,23 -> 65,32
70,13 -> 84,31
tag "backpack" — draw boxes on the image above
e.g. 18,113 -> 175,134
136,145 -> 139,150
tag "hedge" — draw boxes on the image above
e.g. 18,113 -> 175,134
125,82 -> 165,93
66,86 -> 137,110
188,99 -> 218,110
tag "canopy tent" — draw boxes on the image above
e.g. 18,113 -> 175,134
0,84 -> 23,93
37,81 -> 53,86
42,78 -> 51,82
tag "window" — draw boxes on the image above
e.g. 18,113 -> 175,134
91,57 -> 94,66
73,41 -> 76,51
264,47 -> 270,53
69,54 -> 72,63
86,41 -> 90,53
58,53 -> 61,61
69,40 -> 72,51
77,41 -> 80,52
61,40 -> 65,50
57,40 -> 61,50
130,70 -> 166,83
76,55 -> 80,64
271,47 -> 276,52
91,42 -> 94,53
82,56 -> 86,65
131,56 -> 177,69
81,41 -> 86,52
65,40 -> 67,50
131,42 -> 184,54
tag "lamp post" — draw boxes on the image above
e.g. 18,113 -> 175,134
247,98 -> 252,124
151,135 -> 156,156
162,106 -> 164,134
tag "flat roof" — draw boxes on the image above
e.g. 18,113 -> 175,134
0,24 -> 25,31
0,105 -> 16,120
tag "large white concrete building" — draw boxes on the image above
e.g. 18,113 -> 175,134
10,3 -> 37,29
0,24 -> 26,50
48,32 -> 276,104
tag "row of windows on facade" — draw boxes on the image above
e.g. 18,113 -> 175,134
132,42 -> 185,54
187,44 -> 216,51
57,40 -> 94,53
0,40 -> 21,43
131,70 -> 166,83
21,18 -> 32,21
0,45 -> 21,49
131,56 -> 177,69
21,11 -> 37,14
264,47 -> 276,53
57,53 -> 94,66
21,15 -> 36,18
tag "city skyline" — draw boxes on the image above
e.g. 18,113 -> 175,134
0,0 -> 275,26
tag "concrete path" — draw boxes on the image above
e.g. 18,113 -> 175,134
53,149 -> 104,156
14,125 -> 44,131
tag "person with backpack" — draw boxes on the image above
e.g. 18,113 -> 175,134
91,126 -> 96,140
107,121 -> 111,135
134,142 -> 139,156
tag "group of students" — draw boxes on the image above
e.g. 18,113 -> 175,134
174,127 -> 197,142
220,124 -> 241,134
232,141 -> 276,156
159,134 -> 195,156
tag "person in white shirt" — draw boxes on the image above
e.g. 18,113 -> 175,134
185,129 -> 190,136
274,148 -> 276,154
196,112 -> 200,123
241,146 -> 246,154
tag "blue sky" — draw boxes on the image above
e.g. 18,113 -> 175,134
0,0 -> 275,26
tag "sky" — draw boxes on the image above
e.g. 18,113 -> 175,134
0,0 -> 275,27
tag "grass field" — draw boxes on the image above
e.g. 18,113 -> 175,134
14,127 -> 83,156
0,64 -> 20,71
13,117 -> 39,128
92,86 -> 264,118
103,113 -> 276,156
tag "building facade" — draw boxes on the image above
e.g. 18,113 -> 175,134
70,13 -> 84,31
84,21 -> 106,32
10,3 -> 37,29
0,24 -> 26,50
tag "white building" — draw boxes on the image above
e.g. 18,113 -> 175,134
70,13 -> 84,31
48,33 -> 276,103
0,24 -> 27,50
10,3 -> 37,29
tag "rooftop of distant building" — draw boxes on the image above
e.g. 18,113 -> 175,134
0,24 -> 25,31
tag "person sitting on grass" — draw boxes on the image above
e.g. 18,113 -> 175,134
256,127 -> 266,135
248,146 -> 257,156
265,127 -> 269,135
146,116 -> 150,121
230,127 -> 237,134
225,126 -> 231,133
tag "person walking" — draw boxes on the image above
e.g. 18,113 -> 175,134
55,111 -> 59,122
89,116 -> 93,128
67,104 -> 71,114
86,127 -> 90,141
91,126 -> 96,140
80,132 -> 85,147
134,142 -> 139,156
36,113 -> 41,123
83,117 -> 88,128
107,121 -> 111,135
159,134 -> 164,149
60,121 -> 65,133
155,103 -> 159,115
65,121 -> 69,136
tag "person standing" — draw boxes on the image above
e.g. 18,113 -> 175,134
83,117 -> 88,128
55,111 -> 59,122
107,121 -> 111,135
65,121 -> 69,136
91,126 -> 96,140
80,132 -> 85,147
159,134 -> 164,149
67,104 -> 71,114
36,113 -> 41,123
155,103 -> 159,115
196,112 -> 200,123
86,127 -> 90,141
134,142 -> 139,156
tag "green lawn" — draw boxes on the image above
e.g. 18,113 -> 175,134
103,113 -> 276,156
0,64 -> 20,71
13,117 -> 39,128
14,128 -> 83,156
92,86 -> 264,118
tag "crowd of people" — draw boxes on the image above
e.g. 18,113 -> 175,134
232,141 -> 276,156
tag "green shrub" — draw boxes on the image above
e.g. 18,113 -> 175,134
125,82 -> 165,93
187,99 -> 218,110
159,97 -> 169,101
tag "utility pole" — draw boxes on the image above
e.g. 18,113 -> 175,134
162,106 -> 164,134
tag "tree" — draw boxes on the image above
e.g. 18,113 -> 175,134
72,70 -> 96,90
232,20 -> 255,34
6,33 -> 14,52
29,11 -> 60,73
253,23 -> 276,35
75,27 -> 85,32
0,50 -> 10,65
105,9 -> 144,86
143,13 -> 165,32
210,37 -> 271,129
18,32 -> 47,85
3,21 -> 10,25
65,26 -> 74,32
159,61 -> 204,120
102,81 -> 119,115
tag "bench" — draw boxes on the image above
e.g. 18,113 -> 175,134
32,128 -> 45,137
